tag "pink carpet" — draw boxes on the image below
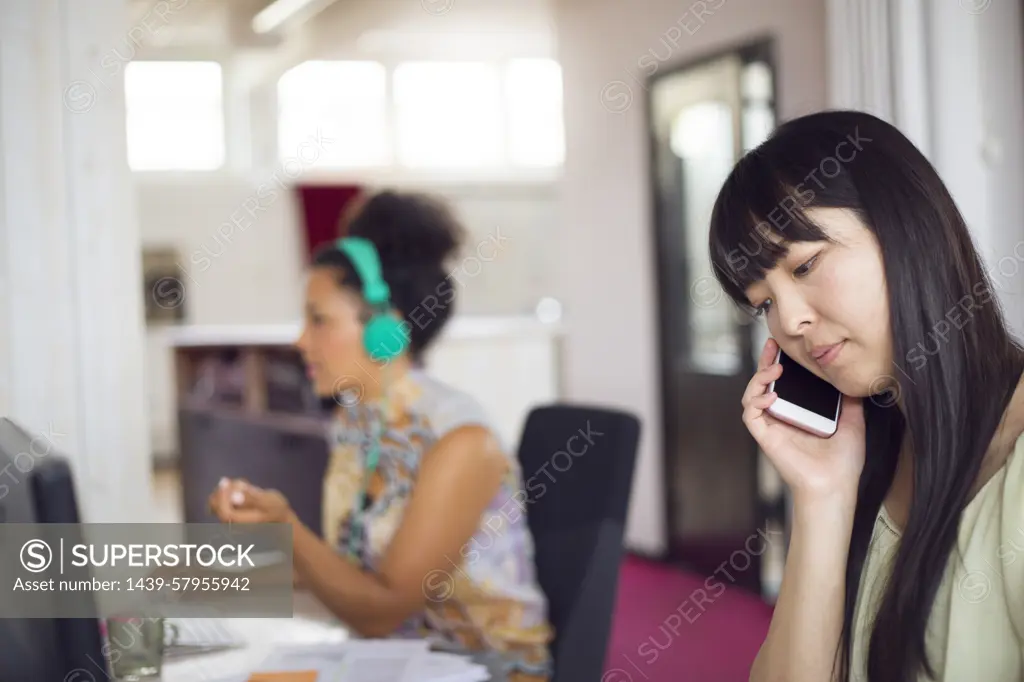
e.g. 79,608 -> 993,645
603,555 -> 773,682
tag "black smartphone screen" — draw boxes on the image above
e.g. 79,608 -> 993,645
775,350 -> 841,419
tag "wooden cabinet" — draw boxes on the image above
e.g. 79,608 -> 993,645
172,341 -> 330,536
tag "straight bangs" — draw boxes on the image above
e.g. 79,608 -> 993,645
708,151 -> 831,314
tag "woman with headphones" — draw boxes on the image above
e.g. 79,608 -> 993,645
209,191 -> 553,680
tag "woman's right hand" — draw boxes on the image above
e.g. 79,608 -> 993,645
743,338 -> 867,505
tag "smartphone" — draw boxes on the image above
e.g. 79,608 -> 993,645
766,347 -> 843,437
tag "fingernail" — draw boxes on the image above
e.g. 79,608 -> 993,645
219,477 -> 229,488
230,490 -> 245,506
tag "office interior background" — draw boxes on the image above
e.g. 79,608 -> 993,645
2,0 -> 1024,679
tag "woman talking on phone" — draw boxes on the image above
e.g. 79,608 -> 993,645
708,110 -> 1024,682
208,191 -> 553,681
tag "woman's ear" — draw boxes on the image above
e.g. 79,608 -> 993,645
357,302 -> 374,325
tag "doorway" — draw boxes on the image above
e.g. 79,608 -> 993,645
645,37 -> 786,598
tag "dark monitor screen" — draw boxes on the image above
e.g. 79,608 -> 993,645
0,418 -> 64,682
30,455 -> 109,681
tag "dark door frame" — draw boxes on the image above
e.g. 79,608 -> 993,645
642,36 -> 780,582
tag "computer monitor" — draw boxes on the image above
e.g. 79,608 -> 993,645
30,455 -> 109,680
0,418 -> 108,682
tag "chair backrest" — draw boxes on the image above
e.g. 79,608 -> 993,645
516,403 -> 641,682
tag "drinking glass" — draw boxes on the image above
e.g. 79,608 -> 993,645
104,616 -> 179,680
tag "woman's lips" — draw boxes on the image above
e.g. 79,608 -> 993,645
812,341 -> 846,368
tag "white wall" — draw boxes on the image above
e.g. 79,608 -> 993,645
552,0 -> 828,555
137,177 -> 561,323
979,3 -> 1024,339
1,0 -> 155,523
928,1 -> 1024,338
138,176 -> 307,325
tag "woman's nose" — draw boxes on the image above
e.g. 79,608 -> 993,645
774,293 -> 815,338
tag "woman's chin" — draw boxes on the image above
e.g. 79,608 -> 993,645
833,371 -> 899,400
313,380 -> 364,403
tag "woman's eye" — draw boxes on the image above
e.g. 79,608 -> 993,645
794,254 -> 819,277
754,299 -> 773,317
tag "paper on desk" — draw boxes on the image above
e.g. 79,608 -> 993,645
406,652 -> 491,682
253,640 -> 490,682
254,641 -> 420,681
257,642 -> 348,676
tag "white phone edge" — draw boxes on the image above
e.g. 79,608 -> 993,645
767,347 -> 841,438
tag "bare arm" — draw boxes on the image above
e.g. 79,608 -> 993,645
741,340 -> 866,682
750,496 -> 856,682
289,424 -> 507,637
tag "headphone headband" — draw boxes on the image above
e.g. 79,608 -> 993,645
336,237 -> 390,307
335,237 -> 408,362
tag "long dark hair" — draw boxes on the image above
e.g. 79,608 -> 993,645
707,110 -> 1024,681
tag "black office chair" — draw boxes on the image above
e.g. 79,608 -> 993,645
516,403 -> 641,682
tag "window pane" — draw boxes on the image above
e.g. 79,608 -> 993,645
506,59 -> 565,167
742,104 -> 775,153
393,62 -> 503,168
671,101 -> 741,374
278,60 -> 389,167
741,61 -> 773,102
741,62 -> 775,154
125,61 -> 224,171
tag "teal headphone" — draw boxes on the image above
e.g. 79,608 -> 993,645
335,236 -> 407,559
336,237 -> 409,363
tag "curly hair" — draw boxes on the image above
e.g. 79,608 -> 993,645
311,190 -> 466,361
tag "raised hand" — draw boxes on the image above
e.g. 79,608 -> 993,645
207,477 -> 293,525
742,338 -> 867,505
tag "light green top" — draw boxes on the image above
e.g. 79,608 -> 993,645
851,432 -> 1024,680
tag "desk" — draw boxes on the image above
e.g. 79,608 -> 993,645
158,591 -> 347,681
158,593 -> 512,682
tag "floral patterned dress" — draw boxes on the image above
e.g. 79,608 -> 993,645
321,369 -> 553,681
